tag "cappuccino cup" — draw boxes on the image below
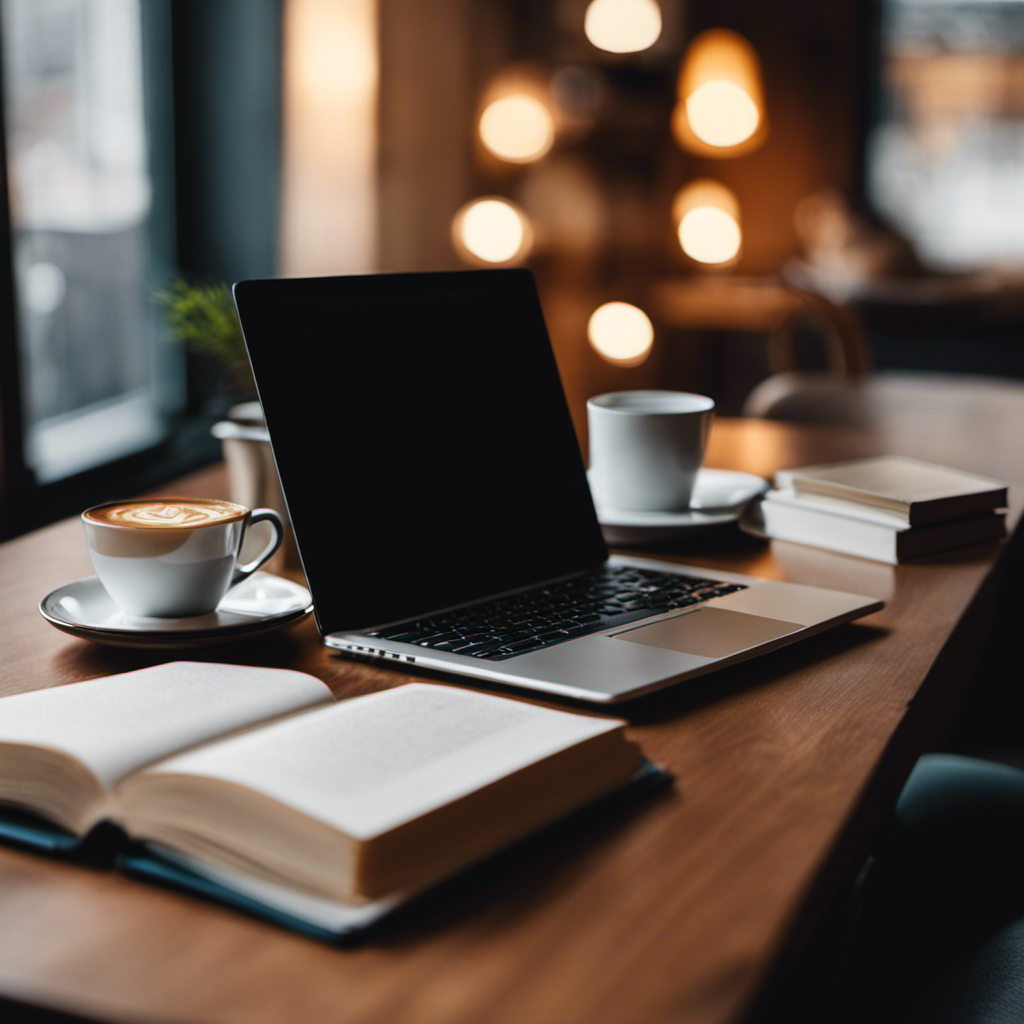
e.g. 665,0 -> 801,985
82,497 -> 284,618
587,391 -> 715,512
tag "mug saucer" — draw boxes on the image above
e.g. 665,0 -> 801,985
588,468 -> 768,544
39,572 -> 313,649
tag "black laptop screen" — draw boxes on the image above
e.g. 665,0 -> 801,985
234,270 -> 608,635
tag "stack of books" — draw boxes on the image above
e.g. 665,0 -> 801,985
742,455 -> 1008,564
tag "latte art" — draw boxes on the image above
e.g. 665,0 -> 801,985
85,498 -> 247,530
119,504 -> 219,527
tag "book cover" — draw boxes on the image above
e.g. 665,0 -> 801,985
774,456 -> 1007,526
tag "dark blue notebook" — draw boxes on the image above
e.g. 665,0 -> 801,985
0,807 -> 122,862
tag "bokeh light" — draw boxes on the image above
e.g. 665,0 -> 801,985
673,29 -> 766,156
673,180 -> 742,265
583,0 -> 663,55
678,208 -> 741,264
478,94 -> 555,163
685,81 -> 760,148
587,302 -> 655,366
451,198 -> 533,265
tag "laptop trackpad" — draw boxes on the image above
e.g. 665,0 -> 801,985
613,607 -> 803,659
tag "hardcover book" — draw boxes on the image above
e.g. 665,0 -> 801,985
773,455 -> 1007,526
0,663 -> 658,939
743,490 -> 1006,564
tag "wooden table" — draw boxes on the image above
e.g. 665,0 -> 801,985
0,417 -> 1019,1024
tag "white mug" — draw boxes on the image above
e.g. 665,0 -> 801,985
587,391 -> 715,512
82,497 -> 284,618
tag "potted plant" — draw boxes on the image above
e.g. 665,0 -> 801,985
158,279 -> 298,569
157,278 -> 256,406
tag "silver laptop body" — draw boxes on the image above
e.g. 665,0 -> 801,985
235,270 -> 882,705
325,556 -> 880,703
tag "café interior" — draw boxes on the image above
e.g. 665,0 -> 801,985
1,1 -> 1023,1022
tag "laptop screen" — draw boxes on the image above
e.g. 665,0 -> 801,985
234,270 -> 608,635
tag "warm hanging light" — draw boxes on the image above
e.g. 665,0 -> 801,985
451,197 -> 533,265
686,82 -> 759,147
478,92 -> 555,163
587,302 -> 655,366
673,180 -> 742,265
583,0 -> 663,55
672,29 -> 767,157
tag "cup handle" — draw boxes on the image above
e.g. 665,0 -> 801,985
231,508 -> 285,587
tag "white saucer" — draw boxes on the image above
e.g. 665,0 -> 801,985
588,468 -> 769,545
39,572 -> 313,649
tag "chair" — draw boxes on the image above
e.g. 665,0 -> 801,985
768,755 -> 1024,1024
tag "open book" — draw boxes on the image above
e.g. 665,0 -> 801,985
0,663 -> 655,938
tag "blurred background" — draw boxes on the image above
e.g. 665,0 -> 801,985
2,0 -> 1023,538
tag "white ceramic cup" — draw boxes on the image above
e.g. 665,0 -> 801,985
81,497 -> 284,618
587,391 -> 715,512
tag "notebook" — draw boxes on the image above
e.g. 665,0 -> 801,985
233,269 -> 882,703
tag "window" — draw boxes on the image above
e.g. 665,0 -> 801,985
1,0 -> 179,485
869,0 -> 1024,271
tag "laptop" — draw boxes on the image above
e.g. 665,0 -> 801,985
233,269 -> 882,703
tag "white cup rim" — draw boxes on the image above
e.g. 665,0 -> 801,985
588,390 -> 715,415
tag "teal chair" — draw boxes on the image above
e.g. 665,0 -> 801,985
768,754 -> 1024,1023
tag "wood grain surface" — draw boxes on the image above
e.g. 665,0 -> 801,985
0,416 -> 1019,1024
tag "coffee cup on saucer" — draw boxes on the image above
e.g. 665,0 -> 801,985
81,498 -> 284,618
587,391 -> 715,512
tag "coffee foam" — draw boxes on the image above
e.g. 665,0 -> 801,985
85,499 -> 247,530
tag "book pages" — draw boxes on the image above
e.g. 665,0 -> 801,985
0,663 -> 333,790
146,683 -> 625,840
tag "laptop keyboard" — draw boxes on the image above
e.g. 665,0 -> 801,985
366,565 -> 747,662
